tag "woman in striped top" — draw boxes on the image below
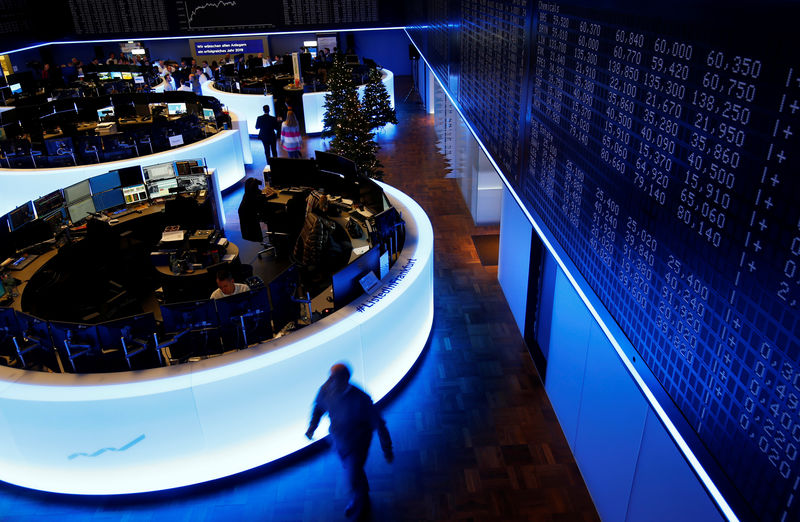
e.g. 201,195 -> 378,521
280,110 -> 303,158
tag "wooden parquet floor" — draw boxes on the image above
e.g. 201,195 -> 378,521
0,77 -> 599,522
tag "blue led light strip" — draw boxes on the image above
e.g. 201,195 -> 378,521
0,27 -> 406,56
403,28 -> 738,522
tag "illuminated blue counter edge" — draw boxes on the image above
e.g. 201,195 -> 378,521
0,182 -> 433,495
0,129 -> 247,216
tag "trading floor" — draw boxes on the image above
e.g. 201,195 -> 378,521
0,77 -> 598,521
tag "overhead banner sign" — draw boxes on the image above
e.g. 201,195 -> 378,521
194,40 -> 264,56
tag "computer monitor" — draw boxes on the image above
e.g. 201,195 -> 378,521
8,201 -> 34,231
67,197 -> 96,224
110,71 -> 122,80
267,157 -> 319,188
146,178 -> 179,198
174,159 -> 202,177
160,299 -> 219,333
118,165 -> 144,187
12,217 -> 53,250
332,245 -> 381,309
9,83 -> 21,94
267,264 -> 302,333
63,179 -> 91,204
176,175 -> 208,194
202,108 -> 215,121
96,313 -> 158,365
49,321 -> 100,359
315,150 -> 358,179
92,189 -> 125,212
97,71 -> 111,81
97,106 -> 115,121
42,208 -> 67,234
33,189 -> 65,217
345,55 -> 360,64
134,76 -> 145,85
14,311 -> 53,350
44,137 -> 74,156
214,287 -> 272,349
148,102 -> 167,116
121,72 -> 133,80
0,280 -> 5,300
142,161 -> 176,182
89,170 -> 121,194
122,184 -> 148,204
167,103 -> 187,115
97,313 -> 157,350
160,299 -> 221,359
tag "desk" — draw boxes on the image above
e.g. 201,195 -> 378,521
0,181 -> 433,495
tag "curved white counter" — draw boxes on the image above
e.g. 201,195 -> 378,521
201,82 -> 275,137
0,182 -> 433,495
0,130 -> 247,216
201,69 -> 394,136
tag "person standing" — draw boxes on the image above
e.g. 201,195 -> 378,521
280,110 -> 303,158
255,105 -> 280,159
306,363 -> 393,519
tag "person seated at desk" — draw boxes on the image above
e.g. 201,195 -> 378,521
211,269 -> 250,300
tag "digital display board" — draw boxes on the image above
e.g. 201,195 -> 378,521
408,1 -> 799,520
194,39 -> 264,56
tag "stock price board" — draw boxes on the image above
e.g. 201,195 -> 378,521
524,2 -> 800,520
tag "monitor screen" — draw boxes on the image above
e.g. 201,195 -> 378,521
33,189 -> 65,217
9,83 -> 21,94
49,321 -> 99,360
118,165 -> 144,187
146,178 -> 178,198
134,76 -> 145,85
332,245 -> 381,309
122,184 -> 148,204
97,71 -> 111,80
44,137 -> 74,156
97,106 -> 115,121
89,171 -> 121,194
8,201 -> 35,231
174,159 -> 201,177
345,55 -> 360,64
92,189 -> 125,212
176,175 -> 208,193
202,108 -> 215,121
110,71 -> 122,80
42,208 -> 66,234
142,162 -> 176,182
67,197 -> 96,224
0,279 -> 5,299
121,72 -> 133,80
214,287 -> 272,348
267,157 -> 318,188
148,102 -> 167,116
160,299 -> 219,334
315,150 -> 358,179
63,179 -> 91,204
167,103 -> 187,115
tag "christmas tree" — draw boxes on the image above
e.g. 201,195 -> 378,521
321,56 -> 354,140
322,57 -> 384,178
363,67 -> 398,131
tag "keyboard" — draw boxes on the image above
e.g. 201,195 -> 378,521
263,186 -> 278,199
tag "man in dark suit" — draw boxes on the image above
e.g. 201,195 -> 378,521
306,363 -> 393,519
255,105 -> 281,159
